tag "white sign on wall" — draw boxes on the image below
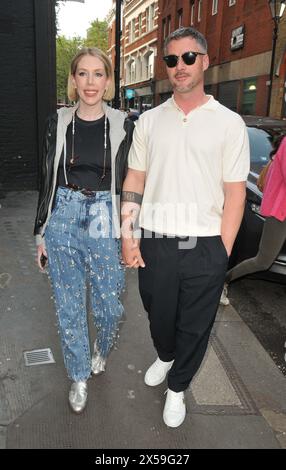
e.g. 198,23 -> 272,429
231,25 -> 245,51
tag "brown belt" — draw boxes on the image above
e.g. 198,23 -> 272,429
66,183 -> 97,197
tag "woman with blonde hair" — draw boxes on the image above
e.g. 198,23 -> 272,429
34,47 -> 134,413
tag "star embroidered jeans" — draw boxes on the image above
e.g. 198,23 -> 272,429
45,186 -> 125,382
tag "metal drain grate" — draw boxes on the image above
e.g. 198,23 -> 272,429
24,348 -> 55,366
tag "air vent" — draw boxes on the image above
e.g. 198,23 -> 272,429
24,348 -> 55,366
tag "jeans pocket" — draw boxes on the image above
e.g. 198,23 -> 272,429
51,193 -> 68,217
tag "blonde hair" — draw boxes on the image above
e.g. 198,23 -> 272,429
67,47 -> 115,102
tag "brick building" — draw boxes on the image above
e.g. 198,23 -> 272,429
107,2 -> 117,73
156,0 -> 281,116
108,0 -> 286,118
0,0 -> 56,192
108,0 -> 159,111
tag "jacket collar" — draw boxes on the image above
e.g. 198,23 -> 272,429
58,102 -> 79,126
58,101 -> 127,129
57,102 -> 127,162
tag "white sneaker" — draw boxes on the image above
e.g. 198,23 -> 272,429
163,389 -> 186,428
220,283 -> 230,306
144,357 -> 174,386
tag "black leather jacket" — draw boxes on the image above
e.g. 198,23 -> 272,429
34,113 -> 134,236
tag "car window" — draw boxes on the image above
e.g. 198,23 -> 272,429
247,127 -> 273,165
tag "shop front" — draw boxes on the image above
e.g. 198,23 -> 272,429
123,84 -> 154,113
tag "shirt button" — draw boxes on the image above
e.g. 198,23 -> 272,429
183,118 -> 187,122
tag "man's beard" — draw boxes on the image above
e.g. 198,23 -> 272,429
171,73 -> 193,93
174,82 -> 195,93
172,75 -> 202,94
175,84 -> 193,93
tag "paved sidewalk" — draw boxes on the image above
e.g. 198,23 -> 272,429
0,191 -> 286,449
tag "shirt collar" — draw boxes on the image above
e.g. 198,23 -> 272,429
162,94 -> 218,112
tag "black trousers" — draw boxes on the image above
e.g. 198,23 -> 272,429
138,232 -> 228,392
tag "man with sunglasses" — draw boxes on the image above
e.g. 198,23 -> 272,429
121,27 -> 250,428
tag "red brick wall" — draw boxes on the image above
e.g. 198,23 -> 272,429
124,1 -> 158,53
156,0 -> 274,115
157,0 -> 273,77
207,0 -> 273,66
124,29 -> 157,55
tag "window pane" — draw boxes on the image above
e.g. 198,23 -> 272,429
242,79 -> 257,115
146,8 -> 149,32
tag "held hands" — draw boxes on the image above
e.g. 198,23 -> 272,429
37,244 -> 48,271
122,237 -> 145,269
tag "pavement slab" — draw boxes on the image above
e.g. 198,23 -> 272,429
0,192 -> 285,449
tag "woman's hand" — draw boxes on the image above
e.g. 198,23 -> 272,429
37,244 -> 48,271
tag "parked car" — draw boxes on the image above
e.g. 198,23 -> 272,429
228,116 -> 286,283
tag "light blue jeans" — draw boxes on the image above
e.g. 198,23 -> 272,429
45,187 -> 124,382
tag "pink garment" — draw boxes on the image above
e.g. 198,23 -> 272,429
260,136 -> 286,222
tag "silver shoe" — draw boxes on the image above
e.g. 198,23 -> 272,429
91,353 -> 106,375
69,381 -> 87,414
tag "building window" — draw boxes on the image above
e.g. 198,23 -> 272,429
138,13 -> 142,36
126,59 -> 132,83
146,3 -> 155,32
143,51 -> 154,80
131,60 -> 136,83
190,1 -> 195,25
218,80 -> 239,111
229,0 -> 236,6
178,9 -> 183,28
241,78 -> 257,115
146,8 -> 150,32
130,18 -> 136,42
198,0 -> 202,22
163,18 -> 167,40
137,56 -> 143,81
212,0 -> 218,15
147,51 -> 154,79
150,3 -> 155,30
167,15 -> 171,36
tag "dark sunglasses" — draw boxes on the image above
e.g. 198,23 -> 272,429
163,51 -> 205,68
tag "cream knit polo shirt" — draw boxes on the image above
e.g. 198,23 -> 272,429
128,95 -> 250,237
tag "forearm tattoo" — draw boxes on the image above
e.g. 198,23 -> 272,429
121,191 -> 143,205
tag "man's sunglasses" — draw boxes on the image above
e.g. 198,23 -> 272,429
163,51 -> 205,68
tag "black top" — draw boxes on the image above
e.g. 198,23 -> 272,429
57,114 -> 111,191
